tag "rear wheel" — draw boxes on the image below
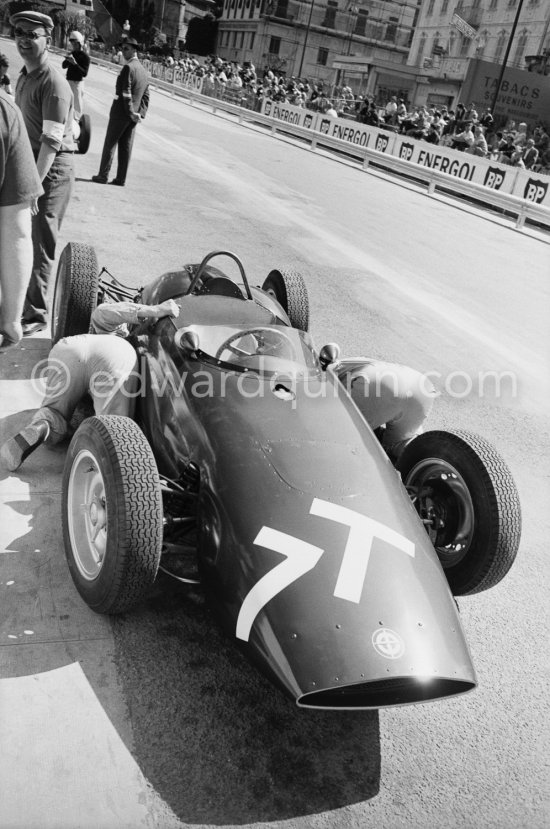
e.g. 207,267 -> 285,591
62,416 -> 163,614
77,113 -> 91,154
52,242 -> 99,344
398,429 -> 521,595
262,269 -> 309,331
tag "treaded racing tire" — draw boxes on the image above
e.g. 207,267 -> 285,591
52,242 -> 99,344
77,113 -> 91,155
397,429 -> 521,595
62,416 -> 163,614
262,269 -> 310,331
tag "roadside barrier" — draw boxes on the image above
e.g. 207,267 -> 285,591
90,53 -> 550,231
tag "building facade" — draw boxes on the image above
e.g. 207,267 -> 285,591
216,0 -> 422,88
152,0 -> 213,47
66,0 -> 94,14
407,0 -> 550,109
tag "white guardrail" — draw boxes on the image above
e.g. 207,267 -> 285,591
92,54 -> 550,232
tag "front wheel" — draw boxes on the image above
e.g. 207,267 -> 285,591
398,429 -> 521,595
62,416 -> 163,614
52,242 -> 99,344
262,269 -> 309,331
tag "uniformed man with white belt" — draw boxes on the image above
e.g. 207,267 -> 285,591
11,10 -> 75,336
92,36 -> 149,187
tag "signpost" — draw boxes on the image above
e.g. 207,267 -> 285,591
451,13 -> 477,41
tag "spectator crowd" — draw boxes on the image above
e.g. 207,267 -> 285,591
128,51 -> 549,175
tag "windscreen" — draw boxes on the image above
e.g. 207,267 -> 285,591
181,324 -> 320,377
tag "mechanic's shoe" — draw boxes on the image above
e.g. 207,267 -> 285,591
1,420 -> 50,472
0,332 -> 19,351
91,175 -> 107,184
109,179 -> 124,186
21,320 -> 47,337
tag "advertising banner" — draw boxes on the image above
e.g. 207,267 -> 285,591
143,62 -> 204,94
392,137 -> 550,206
261,100 -> 318,130
460,58 -> 550,130
315,115 -> 398,155
392,137 -> 520,191
511,172 -> 550,205
259,97 -> 550,207
178,71 -> 204,93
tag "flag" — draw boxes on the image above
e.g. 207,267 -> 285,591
88,0 -> 123,48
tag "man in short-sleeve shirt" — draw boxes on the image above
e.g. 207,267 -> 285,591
11,10 -> 75,336
0,90 -> 43,349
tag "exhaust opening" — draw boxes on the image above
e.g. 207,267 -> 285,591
298,677 -> 476,710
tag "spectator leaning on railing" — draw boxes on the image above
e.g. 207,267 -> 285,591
451,121 -> 475,151
497,133 -> 518,164
521,139 -> 539,170
466,124 -> 488,157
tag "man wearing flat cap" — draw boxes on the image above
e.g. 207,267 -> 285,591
10,10 -> 75,336
92,36 -> 149,186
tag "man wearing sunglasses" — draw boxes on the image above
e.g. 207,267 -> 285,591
92,36 -> 149,187
10,11 -> 75,337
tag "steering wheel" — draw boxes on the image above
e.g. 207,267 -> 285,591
214,328 -> 297,362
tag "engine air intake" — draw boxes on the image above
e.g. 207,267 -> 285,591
298,677 -> 476,709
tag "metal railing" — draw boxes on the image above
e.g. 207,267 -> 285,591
89,51 -> 550,234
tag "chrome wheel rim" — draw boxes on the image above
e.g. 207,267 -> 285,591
404,457 -> 475,567
67,449 -> 108,580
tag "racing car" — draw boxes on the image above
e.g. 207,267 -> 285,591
51,243 -> 522,710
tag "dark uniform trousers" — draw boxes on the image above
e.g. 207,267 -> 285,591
97,106 -> 137,185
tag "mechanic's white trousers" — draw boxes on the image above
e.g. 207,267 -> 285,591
68,80 -> 84,121
31,334 -> 138,440
338,360 -> 437,457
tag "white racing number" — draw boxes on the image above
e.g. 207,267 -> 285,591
310,498 -> 415,603
236,527 -> 324,642
236,498 -> 415,642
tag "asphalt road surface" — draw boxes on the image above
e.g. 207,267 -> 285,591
1,40 -> 549,829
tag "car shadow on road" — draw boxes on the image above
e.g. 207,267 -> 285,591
1,340 -> 380,823
111,577 -> 381,825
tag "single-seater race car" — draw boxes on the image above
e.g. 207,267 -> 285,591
51,244 -> 521,710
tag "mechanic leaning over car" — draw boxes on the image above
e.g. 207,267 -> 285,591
1,292 -> 435,472
336,360 -> 437,462
0,299 -> 179,471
